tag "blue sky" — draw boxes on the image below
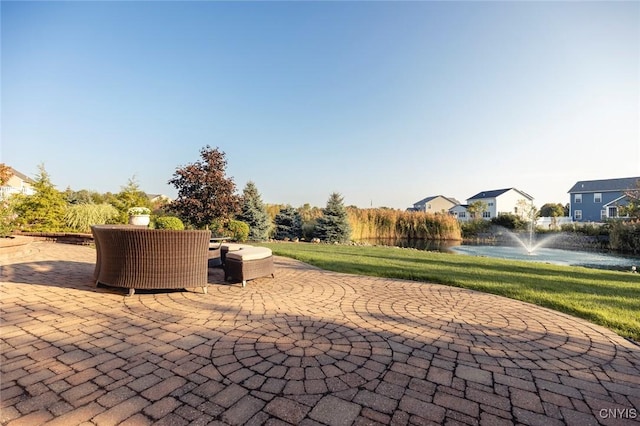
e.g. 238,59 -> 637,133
2,1 -> 638,209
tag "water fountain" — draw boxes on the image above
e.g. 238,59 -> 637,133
498,226 -> 563,255
450,210 -> 639,271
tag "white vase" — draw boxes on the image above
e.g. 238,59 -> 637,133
129,215 -> 150,226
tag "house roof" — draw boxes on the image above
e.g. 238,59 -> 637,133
602,195 -> 629,208
568,177 -> 640,194
413,195 -> 460,206
7,167 -> 35,184
467,188 -> 533,201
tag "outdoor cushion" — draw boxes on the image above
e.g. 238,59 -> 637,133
225,247 -> 272,262
221,243 -> 253,251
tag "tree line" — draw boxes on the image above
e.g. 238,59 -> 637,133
0,147 -> 353,243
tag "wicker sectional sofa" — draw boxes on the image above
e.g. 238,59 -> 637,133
222,244 -> 275,287
91,225 -> 211,296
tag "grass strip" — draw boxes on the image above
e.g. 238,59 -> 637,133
259,242 -> 640,342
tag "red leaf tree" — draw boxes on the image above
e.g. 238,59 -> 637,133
168,146 -> 240,229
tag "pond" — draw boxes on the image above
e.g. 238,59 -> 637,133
358,238 -> 639,272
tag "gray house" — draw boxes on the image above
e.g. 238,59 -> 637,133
568,177 -> 639,222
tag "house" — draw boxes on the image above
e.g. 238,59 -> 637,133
0,167 -> 35,200
147,194 -> 172,204
408,195 -> 459,213
449,204 -> 469,221
452,188 -> 534,222
568,176 -> 639,222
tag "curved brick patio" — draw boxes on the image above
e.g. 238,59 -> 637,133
1,240 -> 639,425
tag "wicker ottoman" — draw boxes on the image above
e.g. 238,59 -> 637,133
224,247 -> 274,287
220,243 -> 254,265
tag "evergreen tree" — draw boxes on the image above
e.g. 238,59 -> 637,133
112,177 -> 152,223
168,146 -> 240,229
274,206 -> 302,240
237,181 -> 271,241
315,192 -> 351,243
12,164 -> 68,232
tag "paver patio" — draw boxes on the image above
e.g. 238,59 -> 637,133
1,240 -> 639,425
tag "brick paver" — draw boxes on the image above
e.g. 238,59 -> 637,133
1,240 -> 639,425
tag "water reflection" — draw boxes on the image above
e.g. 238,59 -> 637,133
362,238 -> 461,252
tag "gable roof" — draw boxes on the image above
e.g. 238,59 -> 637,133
602,195 -> 629,208
413,195 -> 460,206
5,167 -> 35,184
467,188 -> 533,201
568,177 -> 640,194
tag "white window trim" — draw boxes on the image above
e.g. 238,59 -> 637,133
574,210 -> 582,220
575,194 -> 582,204
594,193 -> 602,203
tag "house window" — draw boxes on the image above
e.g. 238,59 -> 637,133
575,194 -> 582,203
459,212 -> 466,218
594,193 -> 602,203
608,207 -> 618,218
601,210 -> 607,219
574,210 -> 582,220
488,202 -> 494,206
482,211 -> 491,218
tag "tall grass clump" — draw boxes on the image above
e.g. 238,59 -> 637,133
64,203 -> 119,233
348,208 -> 461,241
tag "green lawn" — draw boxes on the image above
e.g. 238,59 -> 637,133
258,242 -> 640,342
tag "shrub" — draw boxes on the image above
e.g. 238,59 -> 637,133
301,219 -> 317,240
64,203 -> 120,233
154,216 -> 185,230
491,213 -> 526,230
460,220 -> 492,238
227,220 -> 250,242
560,222 -> 607,236
609,220 -> 640,255
0,200 -> 14,237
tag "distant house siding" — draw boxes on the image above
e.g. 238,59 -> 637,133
496,190 -> 528,217
466,189 -> 533,221
427,197 -> 456,213
449,205 -> 469,222
412,196 -> 457,213
570,191 -> 626,222
0,170 -> 35,200
468,197 -> 497,219
568,177 -> 639,222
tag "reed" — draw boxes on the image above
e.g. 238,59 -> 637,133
347,208 -> 461,241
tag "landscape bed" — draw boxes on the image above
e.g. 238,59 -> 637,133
259,242 -> 640,342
